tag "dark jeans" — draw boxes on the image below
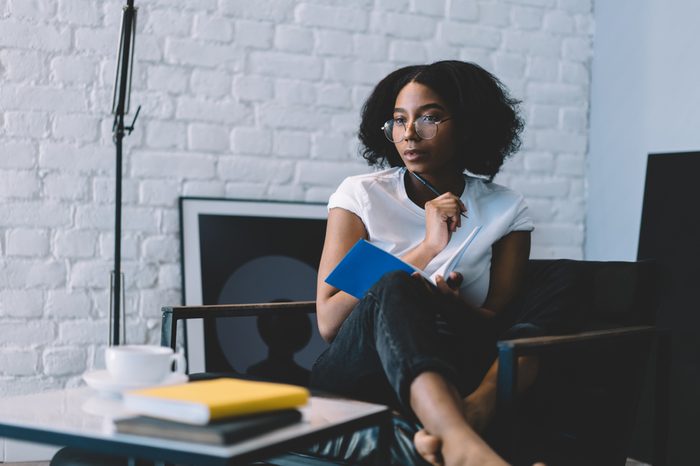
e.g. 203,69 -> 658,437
310,260 -> 580,418
310,270 -> 500,415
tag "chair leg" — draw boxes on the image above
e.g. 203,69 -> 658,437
496,344 -> 518,461
373,412 -> 393,466
160,307 -> 176,350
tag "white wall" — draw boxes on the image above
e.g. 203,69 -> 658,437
0,0 -> 594,395
586,0 -> 700,260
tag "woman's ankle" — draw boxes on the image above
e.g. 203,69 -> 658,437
462,386 -> 497,433
440,428 -> 507,466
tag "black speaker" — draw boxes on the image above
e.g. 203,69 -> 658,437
636,151 -> 700,465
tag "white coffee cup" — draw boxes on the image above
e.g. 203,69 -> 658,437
105,345 -> 186,384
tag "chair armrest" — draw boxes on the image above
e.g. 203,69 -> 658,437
497,324 -> 655,355
160,301 -> 316,350
496,326 -> 669,458
496,325 -> 656,402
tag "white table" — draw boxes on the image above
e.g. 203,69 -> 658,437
0,387 -> 391,465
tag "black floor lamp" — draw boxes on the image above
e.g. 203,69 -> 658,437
110,0 -> 140,346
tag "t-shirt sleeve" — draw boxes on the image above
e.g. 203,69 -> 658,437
327,177 -> 366,219
509,194 -> 534,232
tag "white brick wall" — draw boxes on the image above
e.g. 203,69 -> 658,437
0,0 -> 593,393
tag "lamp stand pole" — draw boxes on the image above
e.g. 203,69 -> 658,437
110,0 -> 140,346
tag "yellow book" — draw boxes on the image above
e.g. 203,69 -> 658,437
123,378 -> 309,425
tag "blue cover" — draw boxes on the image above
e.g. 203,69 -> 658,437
324,239 -> 419,299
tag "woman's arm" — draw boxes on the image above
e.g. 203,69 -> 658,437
316,207 -> 368,342
480,229 -> 531,316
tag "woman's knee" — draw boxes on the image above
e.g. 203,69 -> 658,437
372,270 -> 417,294
367,271 -> 424,312
366,270 -> 436,322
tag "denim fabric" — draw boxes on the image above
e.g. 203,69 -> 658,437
310,260 -> 580,419
310,270 -> 498,416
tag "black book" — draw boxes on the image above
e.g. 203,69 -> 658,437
115,409 -> 302,445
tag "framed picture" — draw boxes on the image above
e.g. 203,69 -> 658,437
179,197 -> 328,377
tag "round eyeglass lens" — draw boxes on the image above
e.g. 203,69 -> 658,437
383,118 -> 440,143
415,118 -> 438,139
382,120 -> 400,143
391,120 -> 405,142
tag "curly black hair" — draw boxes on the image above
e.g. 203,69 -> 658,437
358,60 -> 524,181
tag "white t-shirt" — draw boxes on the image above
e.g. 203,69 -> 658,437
327,167 -> 534,308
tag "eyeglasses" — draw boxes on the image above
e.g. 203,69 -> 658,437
381,116 -> 453,143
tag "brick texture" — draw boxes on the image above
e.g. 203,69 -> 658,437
0,0 -> 593,394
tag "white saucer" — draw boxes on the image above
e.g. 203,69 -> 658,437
82,395 -> 134,420
82,370 -> 188,396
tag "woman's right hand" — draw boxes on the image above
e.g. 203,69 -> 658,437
422,192 -> 467,255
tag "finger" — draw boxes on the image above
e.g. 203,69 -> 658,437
435,275 -> 456,295
435,274 -> 446,285
444,215 -> 457,234
414,430 -> 440,453
447,212 -> 459,232
415,449 -> 441,466
424,454 -> 443,466
414,428 -> 438,446
447,271 -> 463,287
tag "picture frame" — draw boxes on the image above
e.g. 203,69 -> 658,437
179,197 -> 328,374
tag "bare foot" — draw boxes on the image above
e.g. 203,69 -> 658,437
414,425 -> 508,466
414,389 -> 496,464
415,429 -> 546,466
416,429 -> 546,466
440,428 -> 507,466
414,393 -> 544,466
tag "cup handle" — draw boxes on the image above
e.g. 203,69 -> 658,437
171,352 -> 187,374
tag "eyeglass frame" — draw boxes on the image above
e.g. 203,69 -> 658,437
380,116 -> 453,143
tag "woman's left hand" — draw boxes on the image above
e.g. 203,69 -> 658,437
410,271 -> 463,298
434,271 -> 462,298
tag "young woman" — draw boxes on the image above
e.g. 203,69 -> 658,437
310,61 -> 543,466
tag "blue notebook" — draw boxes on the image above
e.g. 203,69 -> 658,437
325,226 -> 481,299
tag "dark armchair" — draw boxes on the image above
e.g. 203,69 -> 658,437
161,259 -> 669,466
